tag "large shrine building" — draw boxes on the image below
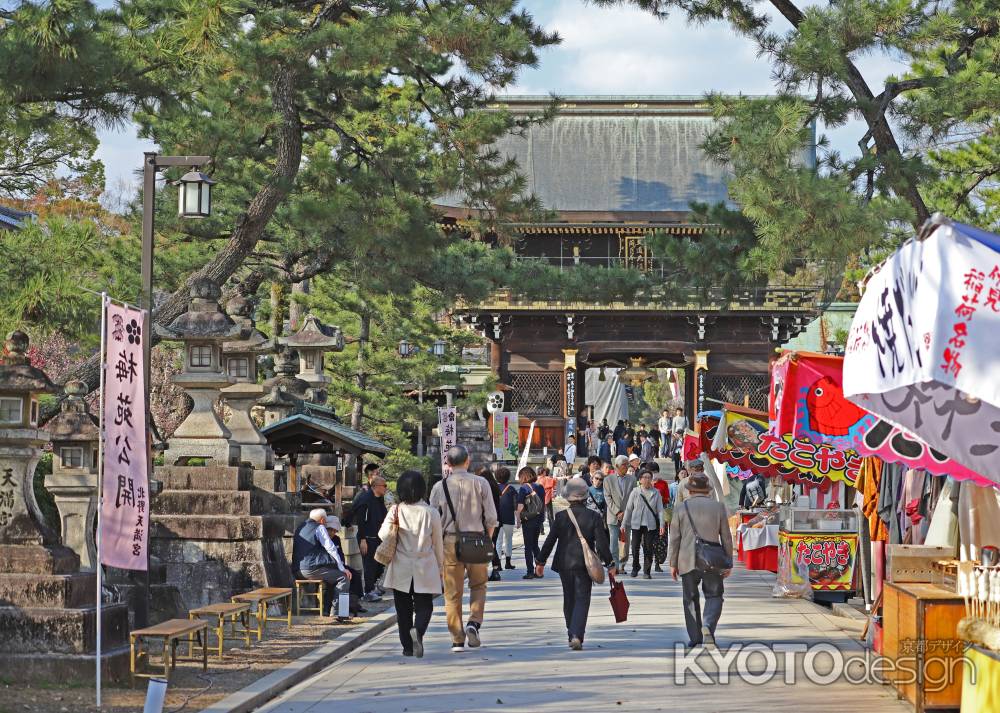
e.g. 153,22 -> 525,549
436,96 -> 823,448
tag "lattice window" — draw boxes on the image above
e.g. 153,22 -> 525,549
509,372 -> 562,415
707,374 -> 769,412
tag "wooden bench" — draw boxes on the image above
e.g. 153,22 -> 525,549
188,602 -> 253,659
294,579 -> 325,617
130,618 -> 208,684
231,587 -> 293,641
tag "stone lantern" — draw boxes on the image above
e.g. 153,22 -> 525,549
282,315 -> 344,404
0,330 -> 59,549
221,296 -> 273,469
44,380 -> 99,571
257,348 -> 309,427
157,278 -> 242,466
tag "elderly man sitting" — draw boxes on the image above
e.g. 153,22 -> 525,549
292,508 -> 364,620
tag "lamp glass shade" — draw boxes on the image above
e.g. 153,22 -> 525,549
398,339 -> 410,357
178,170 -> 215,218
431,340 -> 446,357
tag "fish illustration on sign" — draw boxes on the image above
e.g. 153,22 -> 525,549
805,376 -> 868,436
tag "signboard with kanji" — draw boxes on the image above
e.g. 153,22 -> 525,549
778,531 -> 857,591
492,411 -> 519,461
438,407 -> 457,475
100,300 -> 150,570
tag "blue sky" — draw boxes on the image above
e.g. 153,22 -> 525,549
97,0 -> 907,195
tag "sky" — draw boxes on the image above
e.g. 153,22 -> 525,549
96,0 -> 908,195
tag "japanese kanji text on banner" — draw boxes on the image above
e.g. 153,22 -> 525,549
438,407 -> 457,476
100,300 -> 150,570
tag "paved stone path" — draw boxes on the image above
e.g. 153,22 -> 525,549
256,561 -> 910,713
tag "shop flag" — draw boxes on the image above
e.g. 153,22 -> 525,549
843,218 -> 1000,485
438,407 -> 457,476
100,301 -> 150,570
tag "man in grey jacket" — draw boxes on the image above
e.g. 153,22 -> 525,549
604,454 -> 637,570
668,472 -> 733,649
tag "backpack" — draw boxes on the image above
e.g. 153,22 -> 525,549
521,486 -> 544,521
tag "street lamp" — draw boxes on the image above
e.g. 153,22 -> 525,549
137,151 -> 214,628
177,170 -> 215,218
430,339 -> 446,357
398,339 -> 413,357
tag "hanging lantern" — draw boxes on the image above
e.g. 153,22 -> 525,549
177,170 -> 216,218
619,357 -> 655,387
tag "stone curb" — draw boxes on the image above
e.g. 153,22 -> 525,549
196,608 -> 397,713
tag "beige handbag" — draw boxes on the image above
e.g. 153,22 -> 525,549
374,506 -> 404,566
566,508 -> 606,584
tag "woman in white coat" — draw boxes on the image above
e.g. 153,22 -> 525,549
378,470 -> 444,658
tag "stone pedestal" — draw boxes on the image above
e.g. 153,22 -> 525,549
164,372 -> 240,466
0,332 -> 129,682
223,383 -> 272,469
150,465 -> 299,609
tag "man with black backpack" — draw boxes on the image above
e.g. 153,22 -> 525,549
668,472 -> 733,649
429,445 -> 498,653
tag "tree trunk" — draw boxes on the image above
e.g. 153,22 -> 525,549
351,311 -> 370,431
41,65 -> 303,421
289,279 -> 309,332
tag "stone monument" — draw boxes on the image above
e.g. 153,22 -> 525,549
221,296 -> 273,470
44,380 -> 99,571
157,278 -> 241,466
0,332 -> 129,681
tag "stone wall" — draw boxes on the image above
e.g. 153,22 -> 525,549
150,465 -> 301,610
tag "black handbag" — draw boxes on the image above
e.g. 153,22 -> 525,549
639,493 -> 669,565
442,479 -> 493,564
682,502 -> 732,573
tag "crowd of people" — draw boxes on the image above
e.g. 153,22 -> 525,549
290,415 -> 732,658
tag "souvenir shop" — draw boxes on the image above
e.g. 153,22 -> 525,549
689,218 -> 1000,712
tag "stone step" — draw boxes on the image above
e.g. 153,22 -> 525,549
0,572 -> 96,609
152,514 -> 264,541
0,544 -> 79,575
0,645 -> 131,684
155,464 -> 253,491
0,603 -> 129,654
153,488 -> 294,516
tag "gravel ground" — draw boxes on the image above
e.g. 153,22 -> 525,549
2,600 -> 393,713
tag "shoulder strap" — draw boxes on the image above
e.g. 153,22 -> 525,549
441,479 -> 459,530
683,501 -> 707,541
566,507 -> 586,540
640,491 -> 659,519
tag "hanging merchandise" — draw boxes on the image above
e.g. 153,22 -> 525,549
843,216 -> 1000,486
774,349 -> 989,486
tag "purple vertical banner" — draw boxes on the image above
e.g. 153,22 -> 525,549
100,301 -> 150,570
438,407 -> 456,476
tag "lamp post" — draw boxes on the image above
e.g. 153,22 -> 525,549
137,152 -> 214,627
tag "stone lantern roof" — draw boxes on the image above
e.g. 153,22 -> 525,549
45,380 -> 98,442
0,331 -> 57,394
156,277 -> 242,342
282,315 -> 344,351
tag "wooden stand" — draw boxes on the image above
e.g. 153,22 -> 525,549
882,582 -> 965,712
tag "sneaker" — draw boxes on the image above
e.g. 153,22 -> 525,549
569,637 -> 583,651
643,573 -> 652,579
522,573 -> 535,580
362,591 -> 381,602
451,643 -> 465,653
411,627 -> 424,658
465,623 -> 481,648
701,626 -> 716,649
